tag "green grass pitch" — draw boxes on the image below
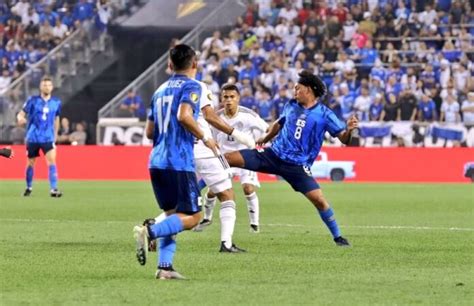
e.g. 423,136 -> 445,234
0,181 -> 473,305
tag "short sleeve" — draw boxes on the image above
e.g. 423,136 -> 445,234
55,100 -> 61,117
326,110 -> 346,137
22,96 -> 33,114
180,81 -> 202,107
148,94 -> 156,121
199,84 -> 213,110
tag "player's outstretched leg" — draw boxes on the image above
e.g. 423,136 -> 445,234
305,189 -> 350,247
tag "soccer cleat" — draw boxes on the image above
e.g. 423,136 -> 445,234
50,189 -> 62,198
193,219 -> 212,232
23,188 -> 32,197
334,236 -> 351,247
219,242 -> 247,253
142,218 -> 157,252
250,224 -> 260,233
155,269 -> 186,280
133,225 -> 149,265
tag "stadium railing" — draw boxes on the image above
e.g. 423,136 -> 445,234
97,0 -> 244,124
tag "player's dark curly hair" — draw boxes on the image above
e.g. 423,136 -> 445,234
297,70 -> 327,98
169,44 -> 196,71
221,83 -> 240,95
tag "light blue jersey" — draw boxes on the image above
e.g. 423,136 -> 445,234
271,100 -> 346,167
148,74 -> 202,171
22,95 -> 61,143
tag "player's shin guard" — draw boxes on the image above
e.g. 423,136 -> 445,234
158,236 -> 176,270
204,193 -> 217,221
220,200 -> 236,249
245,192 -> 260,226
318,207 -> 341,239
26,166 -> 34,188
48,165 -> 58,190
148,214 -> 184,239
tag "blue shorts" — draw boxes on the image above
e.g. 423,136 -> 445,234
240,148 -> 320,194
27,142 -> 55,158
149,169 -> 201,215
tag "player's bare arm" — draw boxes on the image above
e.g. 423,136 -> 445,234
178,103 -> 218,155
337,115 -> 359,144
256,119 -> 282,146
17,110 -> 27,126
145,119 -> 154,139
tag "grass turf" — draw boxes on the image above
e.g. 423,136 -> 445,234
0,181 -> 473,305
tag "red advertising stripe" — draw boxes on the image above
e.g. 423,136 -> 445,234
0,146 -> 472,182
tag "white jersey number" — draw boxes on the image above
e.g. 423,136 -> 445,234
294,119 -> 306,139
156,95 -> 173,134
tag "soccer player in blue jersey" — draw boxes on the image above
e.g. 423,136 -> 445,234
225,70 -> 359,247
16,76 -> 62,197
133,44 -> 220,280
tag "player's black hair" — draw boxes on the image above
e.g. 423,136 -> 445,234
297,70 -> 327,98
221,83 -> 240,95
169,44 -> 196,71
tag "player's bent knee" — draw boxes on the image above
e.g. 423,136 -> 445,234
224,152 -> 244,168
216,189 -> 234,202
243,184 -> 255,195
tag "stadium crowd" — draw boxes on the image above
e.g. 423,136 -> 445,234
192,0 -> 473,130
0,0 -> 131,95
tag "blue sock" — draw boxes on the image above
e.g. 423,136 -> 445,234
48,165 -> 58,190
26,166 -> 34,188
197,179 -> 207,192
158,236 -> 176,269
148,214 -> 184,239
318,207 -> 341,239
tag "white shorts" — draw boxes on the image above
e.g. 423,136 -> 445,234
195,157 -> 232,194
231,167 -> 260,187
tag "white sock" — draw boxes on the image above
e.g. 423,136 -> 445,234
220,200 -> 236,249
204,194 -> 216,221
154,212 -> 166,223
245,192 -> 259,226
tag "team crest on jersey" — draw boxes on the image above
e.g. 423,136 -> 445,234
190,92 -> 199,103
207,92 -> 213,101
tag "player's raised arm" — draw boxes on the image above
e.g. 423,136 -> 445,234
178,103 -> 218,155
202,105 -> 255,148
337,115 -> 359,145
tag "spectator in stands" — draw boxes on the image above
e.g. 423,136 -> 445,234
461,92 -> 474,128
9,122 -> 26,145
240,86 -> 257,112
57,117 -> 72,144
399,88 -> 418,121
0,69 -> 11,95
272,86 -> 289,119
52,18 -> 68,40
353,86 -> 371,121
440,94 -> 461,123
69,122 -> 87,145
418,94 -> 438,122
381,93 -> 401,122
203,74 -> 219,96
120,89 -> 146,120
21,7 -> 40,27
369,93 -> 384,121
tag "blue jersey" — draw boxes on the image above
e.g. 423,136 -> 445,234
148,74 -> 202,171
22,95 -> 61,143
271,100 -> 346,167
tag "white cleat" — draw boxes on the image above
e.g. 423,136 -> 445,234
133,225 -> 149,265
155,269 -> 186,280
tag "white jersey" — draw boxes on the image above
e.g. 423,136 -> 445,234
194,81 -> 219,159
214,106 -> 268,153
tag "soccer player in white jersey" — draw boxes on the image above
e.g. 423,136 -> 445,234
195,83 -> 268,233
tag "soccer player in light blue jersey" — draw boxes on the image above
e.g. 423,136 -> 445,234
225,70 -> 359,247
17,76 -> 62,197
133,44 -> 219,280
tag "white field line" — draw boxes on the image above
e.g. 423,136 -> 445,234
1,218 -> 473,232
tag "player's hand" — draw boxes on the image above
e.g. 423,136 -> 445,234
203,138 -> 219,156
256,137 -> 267,147
347,115 -> 359,131
231,129 -> 256,149
17,117 -> 27,126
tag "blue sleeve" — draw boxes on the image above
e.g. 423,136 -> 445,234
56,101 -> 61,117
22,97 -> 33,115
326,110 -> 346,137
148,94 -> 155,121
180,82 -> 202,108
